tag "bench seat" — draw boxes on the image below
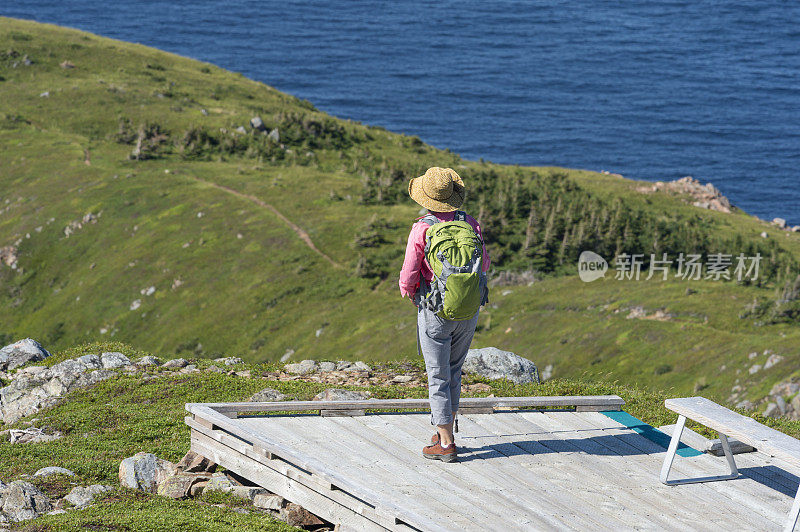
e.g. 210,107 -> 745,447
662,396 -> 800,531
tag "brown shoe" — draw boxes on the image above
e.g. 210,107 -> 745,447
423,441 -> 458,463
431,432 -> 439,444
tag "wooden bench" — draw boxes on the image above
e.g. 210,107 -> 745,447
661,397 -> 800,532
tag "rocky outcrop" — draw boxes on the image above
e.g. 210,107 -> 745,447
0,339 -> 51,371
248,387 -> 287,402
64,485 -> 111,508
0,355 -> 116,424
638,176 -> 733,213
63,212 -> 100,238
0,245 -> 18,270
462,347 -> 539,384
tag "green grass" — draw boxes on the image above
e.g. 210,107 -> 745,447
0,17 -> 799,409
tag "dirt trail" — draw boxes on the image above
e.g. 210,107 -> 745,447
193,178 -> 342,269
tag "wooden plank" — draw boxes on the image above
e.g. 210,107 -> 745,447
665,397 -> 800,469
246,416 -> 480,531
324,415 -> 530,530
190,430 -> 390,532
531,412 -> 765,529
188,405 -> 439,531
377,413 -> 609,531
187,419 -> 390,522
353,413 -> 553,530
502,411 -> 733,531
460,413 -> 666,530
321,409 -> 366,417
574,411 -> 789,526
185,395 -> 624,415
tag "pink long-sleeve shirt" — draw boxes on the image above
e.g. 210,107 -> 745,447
399,211 -> 490,298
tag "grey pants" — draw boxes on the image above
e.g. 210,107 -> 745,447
417,306 -> 480,426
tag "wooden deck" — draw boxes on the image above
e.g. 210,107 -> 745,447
186,398 -> 800,531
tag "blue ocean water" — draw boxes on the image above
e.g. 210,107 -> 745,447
3,1 -> 798,222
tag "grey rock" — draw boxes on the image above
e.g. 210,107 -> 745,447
118,452 -> 174,493
88,369 -> 115,384
77,354 -> 102,369
213,357 -> 243,366
462,347 -> 539,385
776,396 -> 788,415
773,217 -> 787,229
64,486 -> 93,508
101,352 -> 131,369
353,361 -> 372,372
0,339 -> 51,371
8,427 -> 62,444
747,352 -> 758,360
1,481 -> 52,522
763,402 -> 780,418
205,472 -> 238,492
33,466 -> 75,478
748,364 -> 762,375
764,353 -> 784,370
205,365 -> 223,373
180,364 -> 198,373
318,361 -> 336,372
228,486 -> 266,501
540,364 -> 554,381
235,125 -> 247,134
248,387 -> 286,402
791,394 -> 800,413
267,128 -> 280,142
284,360 -> 317,375
250,116 -> 266,131
313,388 -> 371,401
335,361 -> 353,371
253,493 -> 284,510
162,358 -> 188,369
135,356 -> 161,367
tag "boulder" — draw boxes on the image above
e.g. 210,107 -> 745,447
64,485 -> 102,508
33,466 -> 75,478
157,473 -> 211,500
205,471 -> 239,492
119,452 -> 174,493
772,218 -> 787,229
174,451 -> 216,474
267,128 -> 280,142
791,394 -> 800,413
736,400 -> 755,411
8,427 -> 62,444
213,357 -> 243,366
100,352 -> 130,369
284,360 -> 317,375
0,339 -> 51,371
748,364 -> 762,375
763,402 -> 780,418
135,356 -> 162,367
249,116 -> 266,131
281,502 -> 324,527
1,481 -> 52,522
764,353 -> 784,370
313,389 -> 371,401
776,396 -> 788,415
318,361 -> 336,372
253,492 -> 284,511
228,486 -> 267,501
162,358 -> 188,369
248,387 -> 286,402
462,347 -> 539,384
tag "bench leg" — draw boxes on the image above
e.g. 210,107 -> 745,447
660,414 -> 739,485
784,483 -> 800,532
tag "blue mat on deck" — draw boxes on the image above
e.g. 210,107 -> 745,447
601,410 -> 703,457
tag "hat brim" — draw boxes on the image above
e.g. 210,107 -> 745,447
408,175 -> 465,213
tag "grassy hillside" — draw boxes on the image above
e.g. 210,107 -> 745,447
1,18 -> 799,407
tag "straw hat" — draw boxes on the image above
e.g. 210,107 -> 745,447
408,167 -> 465,212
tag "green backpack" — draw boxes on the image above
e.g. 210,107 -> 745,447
416,211 -> 489,320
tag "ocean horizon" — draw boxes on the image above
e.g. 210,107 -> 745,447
3,1 -> 798,223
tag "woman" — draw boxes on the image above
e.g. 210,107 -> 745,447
399,167 -> 490,463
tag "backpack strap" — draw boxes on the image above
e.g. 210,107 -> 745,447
419,213 -> 439,227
